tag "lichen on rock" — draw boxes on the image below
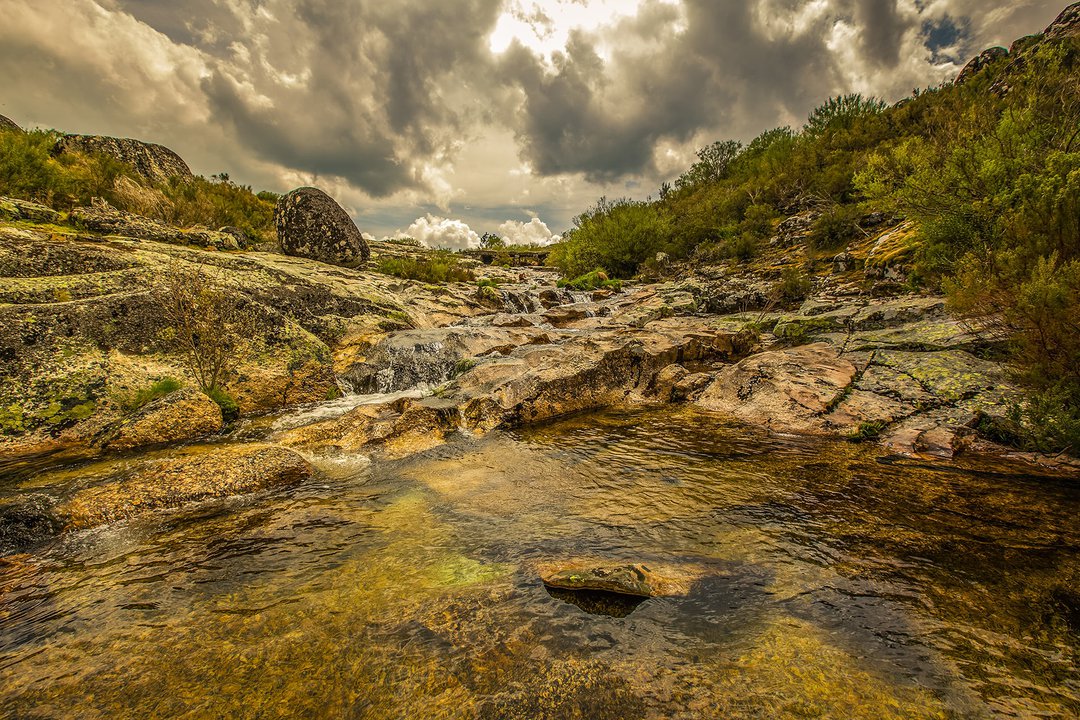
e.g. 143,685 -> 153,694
274,187 -> 370,268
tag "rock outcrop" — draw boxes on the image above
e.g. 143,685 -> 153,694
0,114 -> 21,133
1045,2 -> 1080,40
52,134 -> 193,184
57,444 -> 312,529
955,46 -> 1009,84
274,187 -> 370,268
68,199 -> 239,249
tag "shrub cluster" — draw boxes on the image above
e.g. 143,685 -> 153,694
375,253 -> 475,283
0,127 -> 276,239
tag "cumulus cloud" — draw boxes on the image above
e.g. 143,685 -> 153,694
498,217 -> 561,246
395,214 -> 482,250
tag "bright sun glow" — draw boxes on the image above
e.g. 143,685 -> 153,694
488,0 -> 676,57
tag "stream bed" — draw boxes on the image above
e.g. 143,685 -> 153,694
0,407 -> 1077,718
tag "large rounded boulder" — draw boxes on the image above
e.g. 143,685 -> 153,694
274,187 -> 370,268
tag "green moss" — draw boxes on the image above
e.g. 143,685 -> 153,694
0,404 -> 26,435
205,387 -> 239,423
453,358 -> 478,378
116,377 -> 182,413
773,315 -> 839,343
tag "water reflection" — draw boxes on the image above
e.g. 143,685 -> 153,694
0,406 -> 1076,718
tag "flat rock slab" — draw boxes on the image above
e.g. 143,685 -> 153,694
57,444 -> 312,529
696,343 -> 857,433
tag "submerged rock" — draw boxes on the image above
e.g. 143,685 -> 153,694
0,494 -> 62,554
53,134 -> 193,184
538,559 -> 714,599
274,187 -> 370,268
57,444 -> 312,529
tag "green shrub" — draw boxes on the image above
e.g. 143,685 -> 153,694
808,205 -> 862,251
375,254 -> 475,283
773,267 -> 812,305
557,269 -> 623,292
0,129 -> 132,209
117,377 -> 182,413
848,420 -> 889,442
205,387 -> 240,423
549,198 -> 673,278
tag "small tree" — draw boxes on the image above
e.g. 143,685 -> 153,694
155,264 -> 258,393
480,232 -> 505,249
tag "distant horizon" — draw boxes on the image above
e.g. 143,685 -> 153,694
0,0 -> 1067,247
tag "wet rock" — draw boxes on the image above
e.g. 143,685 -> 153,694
0,196 -> 61,224
53,134 -> 193,184
652,364 -> 689,401
537,288 -> 573,308
0,114 -> 21,133
541,564 -> 655,597
99,387 -> 223,452
57,444 -> 312,529
542,303 -> 607,328
880,411 -> 977,458
0,494 -> 62,554
340,326 -> 551,394
672,372 -> 713,401
488,313 -> 538,328
274,187 -> 370,268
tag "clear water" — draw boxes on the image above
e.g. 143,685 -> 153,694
0,407 -> 1077,718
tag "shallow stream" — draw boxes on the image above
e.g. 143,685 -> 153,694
0,407 -> 1077,718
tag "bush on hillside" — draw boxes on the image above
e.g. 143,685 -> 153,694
375,253 -> 475,283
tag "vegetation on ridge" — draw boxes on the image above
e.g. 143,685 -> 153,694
0,129 -> 275,239
551,37 -> 1080,453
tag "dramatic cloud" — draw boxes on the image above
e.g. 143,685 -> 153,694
397,215 -> 482,250
0,0 -> 1067,235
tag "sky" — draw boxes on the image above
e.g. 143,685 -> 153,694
0,0 -> 1067,248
